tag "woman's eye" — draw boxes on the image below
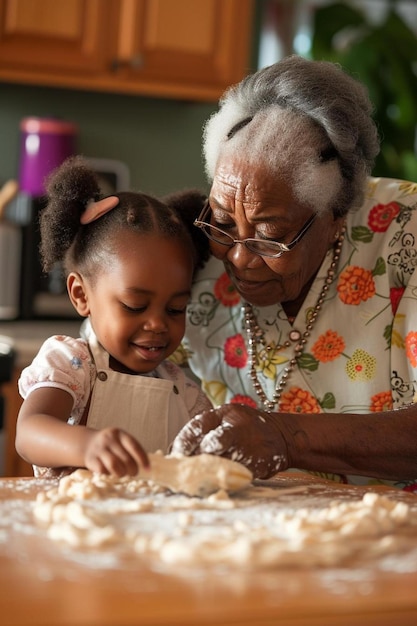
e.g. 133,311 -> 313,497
212,216 -> 283,240
256,231 -> 284,243
213,219 -> 235,232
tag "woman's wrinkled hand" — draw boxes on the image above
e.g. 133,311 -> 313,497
171,403 -> 289,479
84,427 -> 149,477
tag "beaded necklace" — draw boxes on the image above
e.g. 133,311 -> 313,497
242,225 -> 345,411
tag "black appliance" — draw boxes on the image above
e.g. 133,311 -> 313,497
6,193 -> 76,320
5,158 -> 130,320
0,338 -> 15,476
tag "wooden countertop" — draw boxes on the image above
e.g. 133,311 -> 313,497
1,472 -> 417,626
0,319 -> 82,367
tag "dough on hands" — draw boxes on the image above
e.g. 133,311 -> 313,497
142,452 -> 253,497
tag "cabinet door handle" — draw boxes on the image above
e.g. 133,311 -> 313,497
111,55 -> 144,72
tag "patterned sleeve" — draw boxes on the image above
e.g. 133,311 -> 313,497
18,335 -> 94,425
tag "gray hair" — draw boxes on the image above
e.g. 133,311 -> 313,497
203,55 -> 380,217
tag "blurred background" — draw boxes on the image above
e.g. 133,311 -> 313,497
1,0 -> 416,198
0,0 -> 416,325
259,0 -> 417,183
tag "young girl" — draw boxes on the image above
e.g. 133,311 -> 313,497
16,157 -> 212,479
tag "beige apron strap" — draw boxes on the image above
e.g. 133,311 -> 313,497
79,389 -> 92,426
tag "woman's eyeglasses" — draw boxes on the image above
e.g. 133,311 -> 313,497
193,200 -> 316,258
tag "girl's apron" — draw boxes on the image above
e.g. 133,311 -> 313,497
86,337 -> 191,454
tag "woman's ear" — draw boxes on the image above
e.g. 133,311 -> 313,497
333,215 -> 346,242
67,272 -> 89,317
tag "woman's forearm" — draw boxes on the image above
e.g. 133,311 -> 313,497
278,405 -> 417,480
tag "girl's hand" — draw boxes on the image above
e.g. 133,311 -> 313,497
171,403 -> 289,479
84,427 -> 149,477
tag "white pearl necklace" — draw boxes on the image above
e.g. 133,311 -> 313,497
242,226 -> 345,411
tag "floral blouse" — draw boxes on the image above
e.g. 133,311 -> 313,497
179,177 -> 417,490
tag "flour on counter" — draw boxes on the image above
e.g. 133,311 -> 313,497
28,467 -> 417,571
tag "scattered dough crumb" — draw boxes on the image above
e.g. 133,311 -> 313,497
28,466 -> 417,571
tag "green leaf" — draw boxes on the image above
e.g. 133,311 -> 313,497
311,3 -> 367,60
383,323 -> 392,347
351,225 -> 373,243
320,392 -> 336,410
372,257 -> 386,276
383,10 -> 417,62
297,353 -> 319,371
402,152 -> 417,182
310,2 -> 417,182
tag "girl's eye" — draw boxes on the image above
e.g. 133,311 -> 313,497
122,303 -> 146,313
167,307 -> 187,316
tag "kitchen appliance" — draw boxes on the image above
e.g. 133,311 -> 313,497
4,117 -> 79,320
0,221 -> 21,320
19,117 -> 78,197
0,336 -> 15,475
0,180 -> 21,320
6,156 -> 130,320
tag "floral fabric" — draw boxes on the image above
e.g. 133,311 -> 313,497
181,177 -> 417,490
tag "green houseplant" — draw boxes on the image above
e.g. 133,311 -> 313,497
310,1 -> 417,181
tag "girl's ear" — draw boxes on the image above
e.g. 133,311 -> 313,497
67,272 -> 89,317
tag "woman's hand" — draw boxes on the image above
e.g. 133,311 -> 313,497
83,427 -> 149,477
171,403 -> 289,479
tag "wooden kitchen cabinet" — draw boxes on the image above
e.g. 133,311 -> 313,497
0,320 -> 82,477
0,0 -> 255,101
2,368 -> 32,477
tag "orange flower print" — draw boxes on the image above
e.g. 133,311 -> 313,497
345,349 -> 376,381
311,330 -> 345,362
224,334 -> 247,368
368,202 -> 400,232
231,394 -> 258,408
214,272 -> 240,306
390,287 -> 405,315
337,266 -> 376,305
278,387 -> 321,413
370,391 -> 393,412
405,331 -> 417,368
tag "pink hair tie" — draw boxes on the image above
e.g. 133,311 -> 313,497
80,196 -> 119,225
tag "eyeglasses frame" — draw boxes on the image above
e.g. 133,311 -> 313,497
193,200 -> 317,258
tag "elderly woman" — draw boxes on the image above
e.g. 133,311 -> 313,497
170,54 -> 417,490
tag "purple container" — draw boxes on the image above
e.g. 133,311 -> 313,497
18,117 -> 78,197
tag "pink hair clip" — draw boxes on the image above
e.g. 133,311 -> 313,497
80,196 -> 119,225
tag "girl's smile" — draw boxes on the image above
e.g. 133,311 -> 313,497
70,231 -> 193,374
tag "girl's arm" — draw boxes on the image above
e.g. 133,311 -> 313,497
16,387 -> 149,477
